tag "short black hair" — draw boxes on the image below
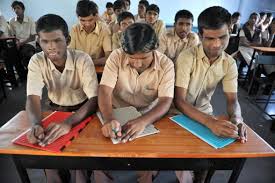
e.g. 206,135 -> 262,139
123,0 -> 131,5
146,4 -> 159,14
11,1 -> 25,11
198,6 -> 231,35
113,0 -> 126,11
259,12 -> 266,17
121,23 -> 158,54
232,12 -> 241,19
117,12 -> 135,25
175,10 -> 194,23
139,0 -> 149,8
267,12 -> 273,18
249,12 -> 259,19
106,2 -> 113,8
36,14 -> 69,38
76,0 -> 98,17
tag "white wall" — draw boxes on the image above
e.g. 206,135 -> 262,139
0,0 -> 274,30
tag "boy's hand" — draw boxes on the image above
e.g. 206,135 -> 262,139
101,120 -> 122,139
27,124 -> 45,144
121,119 -> 147,143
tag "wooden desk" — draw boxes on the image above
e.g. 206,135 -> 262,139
244,46 -> 275,84
0,111 -> 274,183
95,66 -> 104,74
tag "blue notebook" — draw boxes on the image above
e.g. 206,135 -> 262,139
170,115 -> 236,149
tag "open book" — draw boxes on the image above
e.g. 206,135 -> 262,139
97,106 -> 160,144
12,111 -> 92,152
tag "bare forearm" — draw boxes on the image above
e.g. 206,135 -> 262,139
136,98 -> 172,126
98,86 -> 114,121
64,97 -> 98,126
227,100 -> 243,123
26,95 -> 42,125
175,99 -> 214,128
21,35 -> 35,45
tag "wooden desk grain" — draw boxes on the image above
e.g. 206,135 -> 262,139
0,111 -> 274,158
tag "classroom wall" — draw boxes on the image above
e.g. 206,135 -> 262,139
0,0 -> 274,29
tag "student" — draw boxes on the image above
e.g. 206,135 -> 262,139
26,14 -> 98,183
122,0 -> 131,11
0,12 -> 26,86
109,0 -> 127,34
96,23 -> 174,183
0,13 -> 10,38
158,9 -> 199,62
9,1 -> 36,68
256,12 -> 267,28
174,6 -> 247,183
238,12 -> 263,73
112,11 -> 135,50
101,2 -> 116,25
145,4 -> 166,38
69,0 -> 111,66
231,12 -> 241,35
135,0 -> 149,22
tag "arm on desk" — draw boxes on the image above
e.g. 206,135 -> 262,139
121,97 -> 172,142
25,95 -> 45,144
98,85 -> 122,139
174,87 -> 239,139
225,92 -> 247,143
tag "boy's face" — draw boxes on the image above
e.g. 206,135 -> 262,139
200,24 -> 229,60
124,0 -> 130,11
78,14 -> 97,33
249,14 -> 259,26
13,5 -> 24,17
127,51 -> 153,73
138,4 -> 146,17
38,30 -> 67,64
107,8 -> 114,15
146,10 -> 158,24
232,16 -> 240,24
175,18 -> 192,39
115,8 -> 124,16
119,17 -> 134,32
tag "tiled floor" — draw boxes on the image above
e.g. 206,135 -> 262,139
0,81 -> 275,183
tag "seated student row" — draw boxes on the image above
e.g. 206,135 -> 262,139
26,6 -> 247,183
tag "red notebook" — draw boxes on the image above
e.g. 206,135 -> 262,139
12,111 -> 93,153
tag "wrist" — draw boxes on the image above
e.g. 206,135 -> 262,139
205,116 -> 216,128
230,116 -> 243,125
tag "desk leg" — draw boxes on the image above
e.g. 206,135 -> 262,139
13,156 -> 30,183
244,50 -> 256,87
204,168 -> 215,183
228,158 -> 246,183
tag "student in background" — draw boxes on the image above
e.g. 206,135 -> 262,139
135,0 -> 149,22
109,0 -> 127,34
145,4 -> 166,38
0,13 -> 10,38
122,0 -> 131,11
1,10 -> 26,86
9,1 -> 36,68
158,9 -> 199,62
69,0 -> 111,66
112,11 -> 135,50
26,14 -> 98,183
174,6 -> 247,183
101,2 -> 116,25
238,12 -> 263,73
231,12 -> 241,35
256,12 -> 267,28
97,23 -> 174,183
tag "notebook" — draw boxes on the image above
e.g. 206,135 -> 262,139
12,111 -> 93,152
170,114 -> 236,149
97,106 -> 160,144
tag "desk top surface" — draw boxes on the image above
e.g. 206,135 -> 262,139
251,46 -> 275,52
95,66 -> 104,74
0,111 -> 274,158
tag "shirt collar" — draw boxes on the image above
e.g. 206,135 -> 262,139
46,50 -> 74,71
15,16 -> 28,23
197,44 -> 225,64
80,21 -> 100,35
